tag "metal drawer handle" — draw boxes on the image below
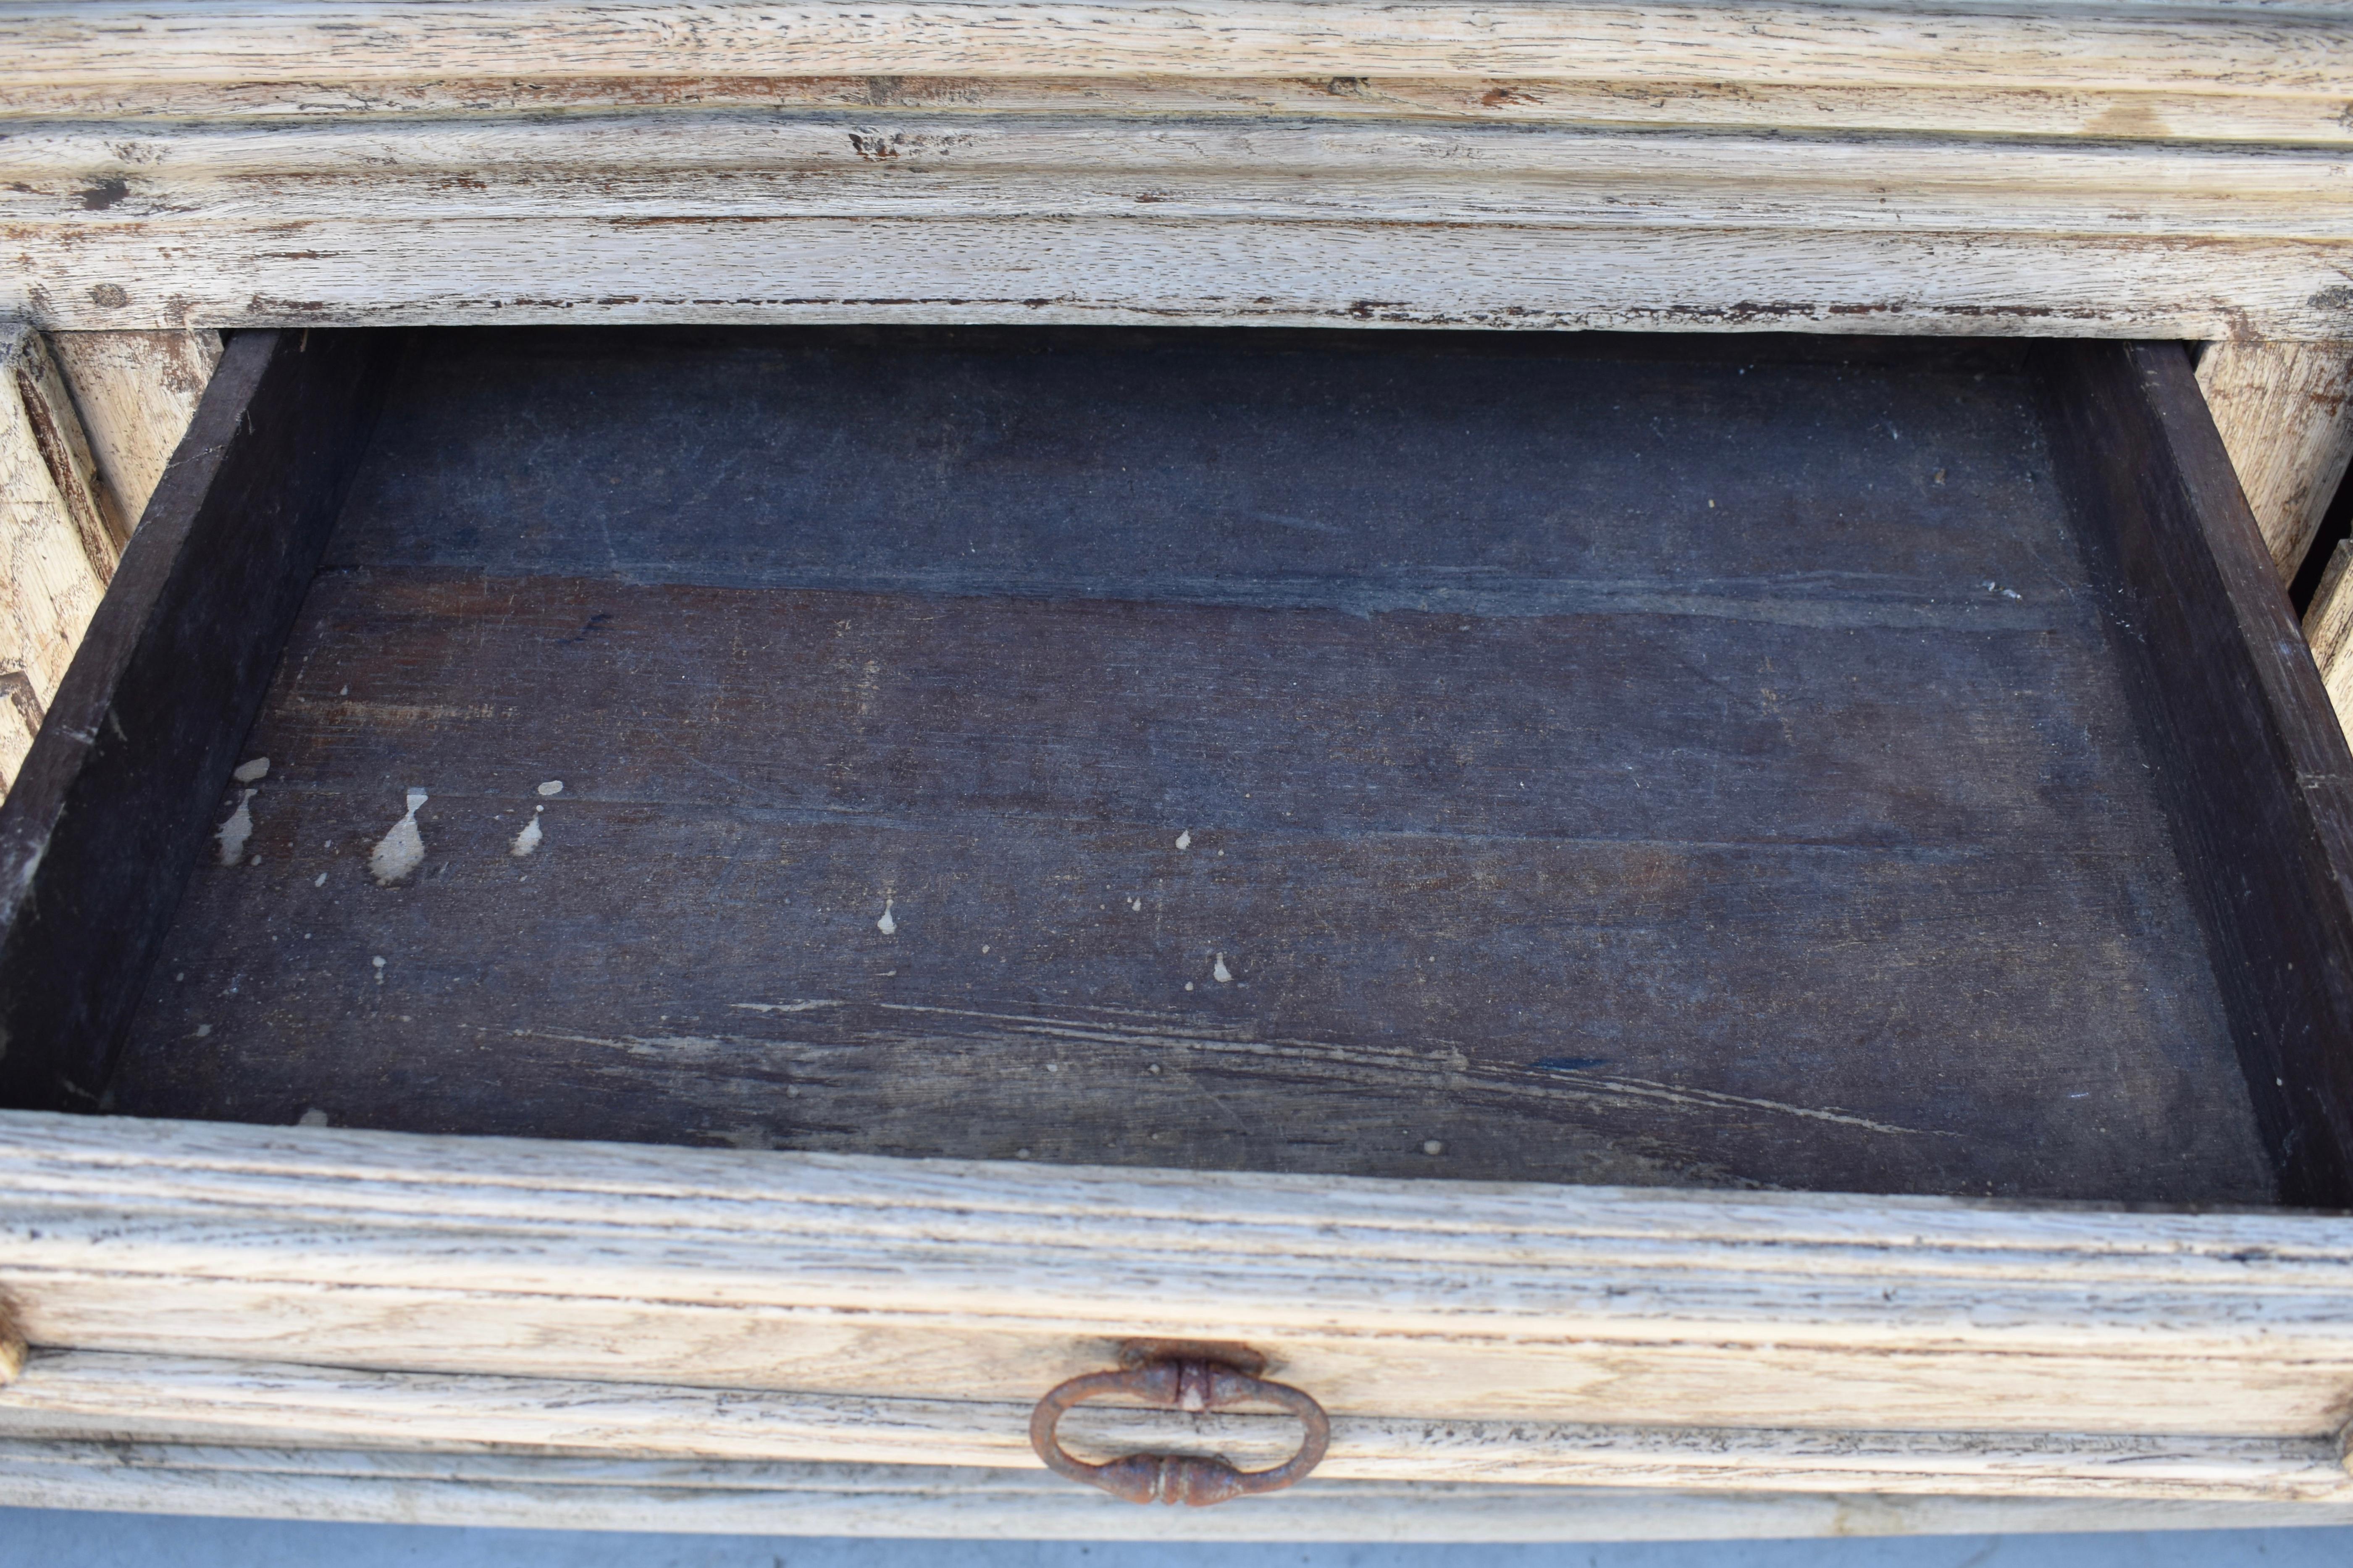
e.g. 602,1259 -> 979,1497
1029,1352 -> 1330,1506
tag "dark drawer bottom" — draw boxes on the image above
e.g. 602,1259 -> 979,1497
89,328 -> 2270,1202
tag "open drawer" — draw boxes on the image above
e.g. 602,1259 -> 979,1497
3,326 -> 2353,1518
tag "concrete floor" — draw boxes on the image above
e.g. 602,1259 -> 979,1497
6,1513 -> 2353,1568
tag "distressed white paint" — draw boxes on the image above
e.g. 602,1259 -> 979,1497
509,808 -> 542,858
8,72 -> 2353,149
15,216 -> 2350,339
2,1349 -> 2350,1501
9,1440 -> 2353,1541
4,3 -> 2347,93
0,6 -> 2346,338
7,1112 -> 2353,1458
5,116 -> 2350,239
3,0 -> 2352,1530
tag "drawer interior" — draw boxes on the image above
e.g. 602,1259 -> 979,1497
10,326 -> 2344,1206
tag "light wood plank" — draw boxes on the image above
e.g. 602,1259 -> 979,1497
45,330 -> 223,530
2307,540 -> 2353,736
5,1439 -> 2353,1539
3,329 -> 115,572
8,1112 -> 2353,1442
3,74 -> 2349,147
4,3 -> 2348,93
2,1350 -> 2347,1500
11,216 -> 2352,337
0,329 -> 107,793
2198,339 -> 2353,579
5,115 -> 2347,240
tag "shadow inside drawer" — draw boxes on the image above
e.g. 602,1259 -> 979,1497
103,327 -> 2271,1202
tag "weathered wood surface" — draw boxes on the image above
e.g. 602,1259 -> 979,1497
2040,340 -> 2353,1207
8,113 -> 2349,331
45,330 -> 224,531
8,1442 -> 2353,1542
7,117 -> 2348,239
109,328 -> 2268,1203
0,327 -> 109,793
0,330 -> 394,1111
6,3 -> 2346,91
19,217 -> 2353,337
2197,339 -> 2353,580
5,329 -> 121,572
0,4 -> 2347,334
5,1349 -> 2349,1500
8,1112 -> 2353,1440
2308,540 -> 2353,733
5,73 -> 2350,147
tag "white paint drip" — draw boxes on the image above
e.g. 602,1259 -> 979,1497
371,956 -> 386,984
1212,954 -> 1233,983
369,790 -> 428,884
296,1108 -> 329,1127
231,756 -> 270,784
215,790 -> 257,866
313,872 -> 328,887
877,899 -> 897,936
536,780 -> 564,797
1174,830 -> 1191,850
1129,898 -> 1143,912
511,805 -> 544,857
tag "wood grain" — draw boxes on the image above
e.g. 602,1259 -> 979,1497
4,1349 -> 2348,1499
5,3 -> 2347,92
0,329 -> 394,1111
4,74 -> 2349,147
0,327 -> 107,794
8,1439 -> 2353,1540
2307,540 -> 2353,734
6,115 -> 2348,240
7,1112 -> 2353,1440
2040,340 -> 2353,1206
5,330 -> 120,572
2198,339 -> 2353,581
108,327 -> 2269,1203
17,215 -> 2352,338
4,6 -> 2345,338
46,331 -> 225,531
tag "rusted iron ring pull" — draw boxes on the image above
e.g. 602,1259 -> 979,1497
1029,1356 -> 1330,1505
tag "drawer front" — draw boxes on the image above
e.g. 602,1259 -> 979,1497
5,1110 -> 2353,1503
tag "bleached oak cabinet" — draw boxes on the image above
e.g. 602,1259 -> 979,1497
5,0 -> 2353,1543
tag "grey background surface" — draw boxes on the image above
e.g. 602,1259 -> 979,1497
5,1513 -> 2353,1567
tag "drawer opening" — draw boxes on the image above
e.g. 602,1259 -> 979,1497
7,324 -> 2348,1209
